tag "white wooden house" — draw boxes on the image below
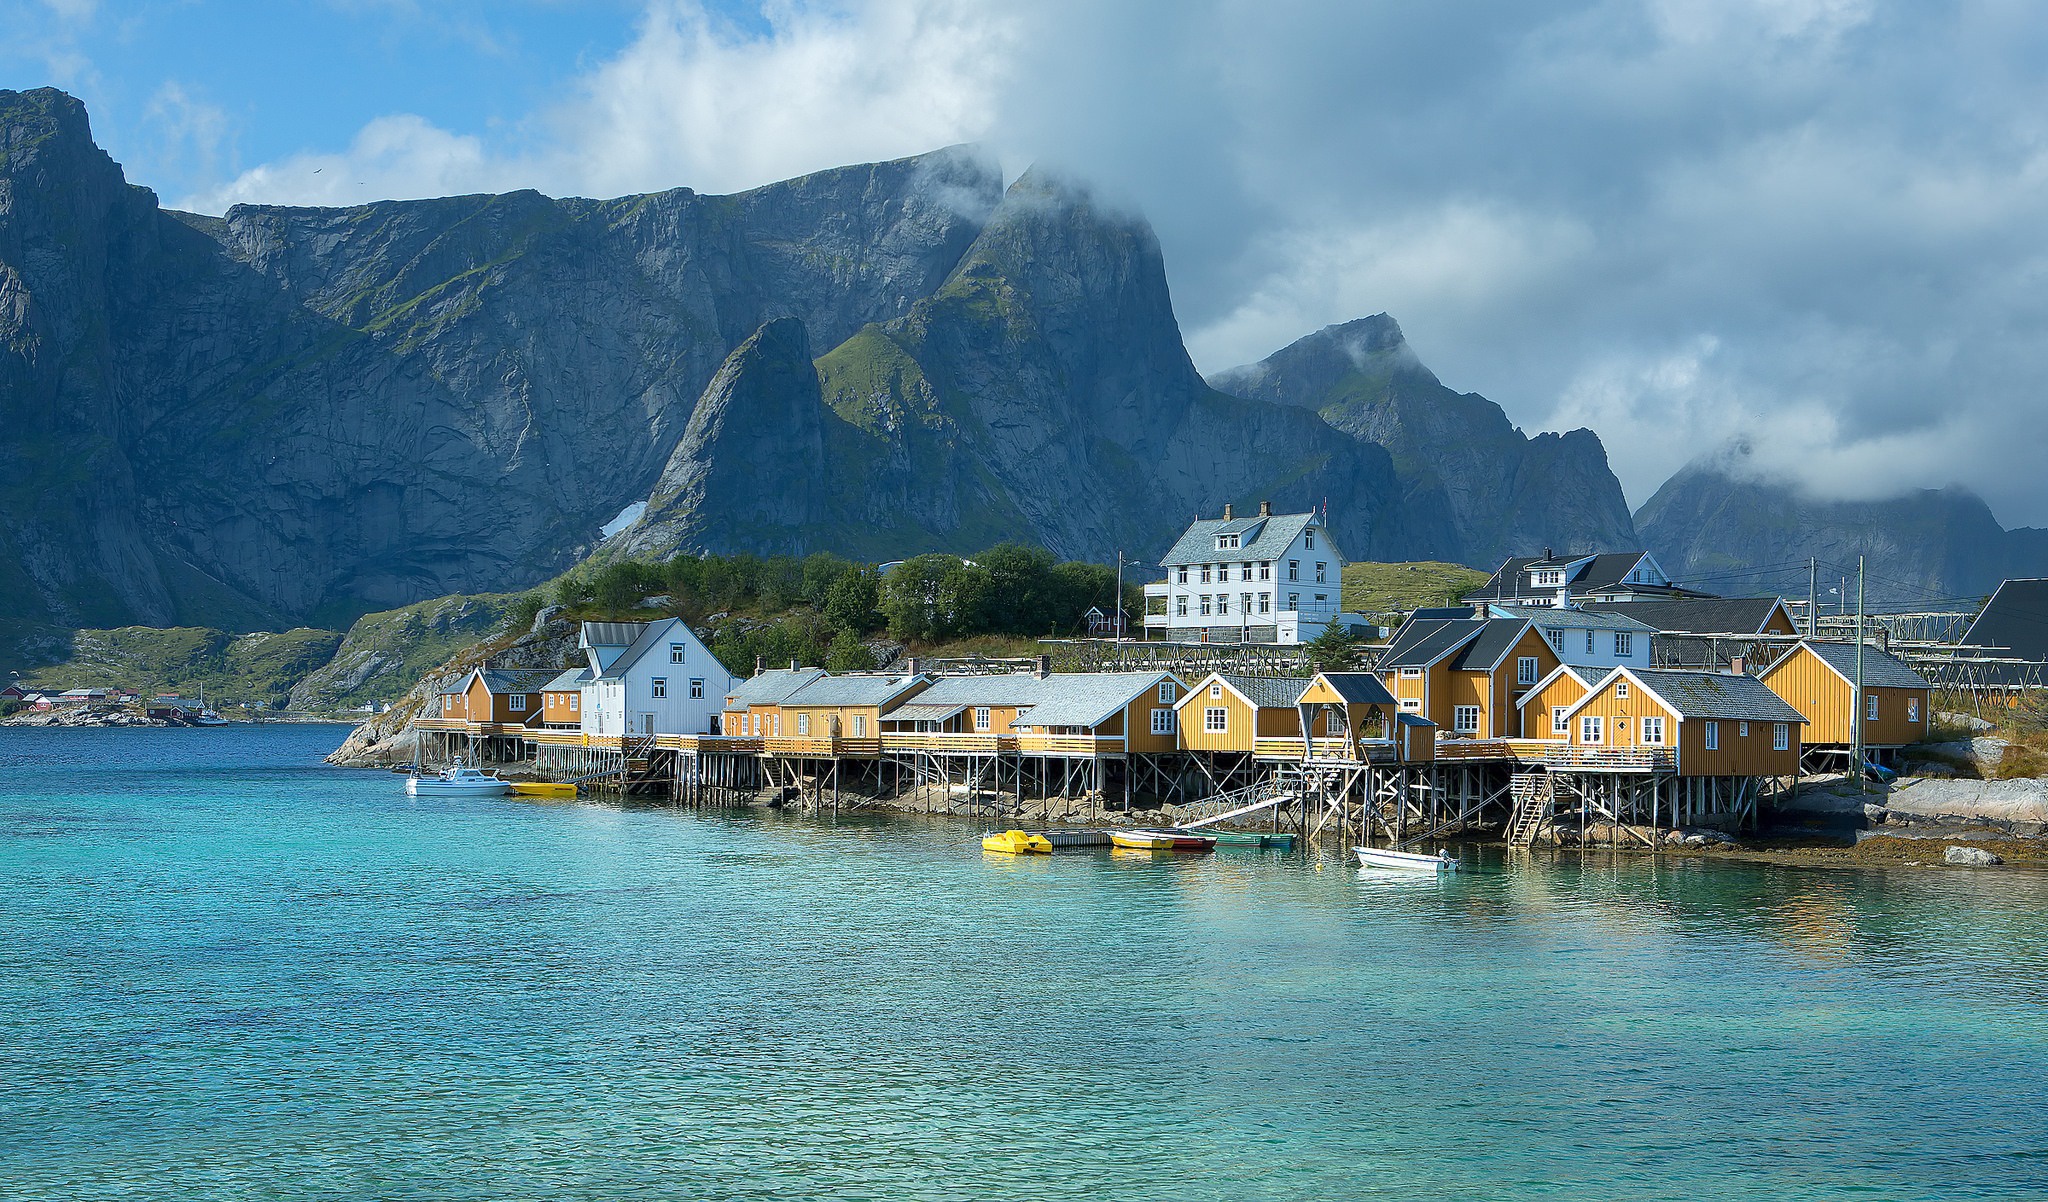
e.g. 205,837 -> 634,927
1143,502 -> 1368,644
578,619 -> 734,738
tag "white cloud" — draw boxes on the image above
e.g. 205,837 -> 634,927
186,115 -> 504,212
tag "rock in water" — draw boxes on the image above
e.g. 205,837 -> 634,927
1944,845 -> 2003,866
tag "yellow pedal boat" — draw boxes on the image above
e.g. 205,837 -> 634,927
510,781 -> 579,799
982,829 -> 1053,855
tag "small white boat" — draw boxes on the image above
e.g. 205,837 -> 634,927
192,709 -> 229,727
406,763 -> 511,797
1355,846 -> 1458,873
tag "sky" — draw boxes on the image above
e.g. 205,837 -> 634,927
10,0 -> 2048,526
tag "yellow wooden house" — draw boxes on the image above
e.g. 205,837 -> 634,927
1174,673 -> 1309,755
1378,616 -> 1560,739
1757,640 -> 1932,752
1557,667 -> 1806,777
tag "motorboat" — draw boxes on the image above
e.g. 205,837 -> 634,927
982,829 -> 1054,855
1355,846 -> 1458,873
1110,828 -> 1217,852
405,763 -> 512,797
191,708 -> 230,726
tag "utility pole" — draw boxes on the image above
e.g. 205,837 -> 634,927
1114,551 -> 1125,641
1807,559 -> 1818,638
1853,556 -> 1867,795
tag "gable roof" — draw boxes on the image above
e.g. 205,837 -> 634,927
475,668 -> 561,694
540,668 -> 592,694
580,621 -> 646,649
1158,511 -> 1326,567
1488,604 -> 1657,633
1313,673 -> 1398,705
599,617 -> 709,679
1766,640 -> 1932,691
726,667 -> 827,706
1580,597 -> 1794,636
889,673 -> 1053,710
1465,551 -> 1708,603
1569,668 -> 1806,724
1379,618 -> 1486,670
1219,673 -> 1311,709
1514,663 -> 1603,708
883,702 -> 968,723
1015,672 -> 1178,729
781,673 -> 927,708
1962,578 -> 2048,661
1447,619 -> 1536,672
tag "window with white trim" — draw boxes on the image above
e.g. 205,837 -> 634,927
1614,632 -> 1632,656
1532,569 -> 1565,587
975,707 -> 991,731
1288,560 -> 1299,581
1315,561 -> 1327,583
1739,721 -> 1749,738
1288,594 -> 1299,611
1241,592 -> 1253,614
1642,716 -> 1664,745
1204,707 -> 1228,732
443,695 -> 454,713
1151,708 -> 1174,735
1259,562 -> 1272,581
1400,667 -> 1422,679
1585,629 -> 1596,653
651,678 -> 667,699
670,643 -> 686,664
1580,715 -> 1604,744
795,712 -> 812,735
1326,712 -> 1344,736
1704,721 -> 1719,750
1157,682 -> 1175,704
508,693 -> 527,712
1176,596 -> 1188,617
1400,698 -> 1421,712
569,694 -> 578,711
1305,530 -> 1316,549
1547,629 -> 1565,653
1200,565 -> 1212,584
1240,564 -> 1253,582
1200,595 -> 1212,616
1517,657 -> 1538,685
690,679 -> 704,699
1866,694 -> 1879,721
1218,594 -> 1230,616
1177,566 -> 1188,584
1217,533 -> 1240,549
1552,706 -> 1569,734
1210,682 -> 1223,699
1616,681 -> 1629,699
852,715 -> 867,737
1258,594 -> 1271,614
1454,705 -> 1480,734
1774,723 -> 1789,750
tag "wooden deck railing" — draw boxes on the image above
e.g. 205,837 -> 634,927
1015,734 -> 1126,756
878,732 -> 1016,754
1433,737 -> 1674,771
1252,736 -> 1390,760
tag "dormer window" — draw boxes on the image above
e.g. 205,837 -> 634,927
1532,570 -> 1565,587
1217,533 -> 1240,550
1304,530 -> 1315,549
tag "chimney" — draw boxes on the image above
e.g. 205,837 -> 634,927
1259,500 -> 1272,517
753,655 -> 764,676
1543,547 -> 1553,561
906,657 -> 922,678
1223,503 -> 1234,520
1729,656 -> 1746,675
790,658 -> 800,672
1035,654 -> 1052,680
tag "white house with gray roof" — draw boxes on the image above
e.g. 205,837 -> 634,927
1484,603 -> 1657,672
577,618 -> 733,738
1143,502 -> 1367,644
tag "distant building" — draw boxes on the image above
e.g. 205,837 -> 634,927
1463,551 -> 1708,608
1579,597 -> 1800,668
1758,640 -> 1933,757
1143,502 -> 1370,645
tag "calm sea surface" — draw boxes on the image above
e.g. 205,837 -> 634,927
2,726 -> 2046,1200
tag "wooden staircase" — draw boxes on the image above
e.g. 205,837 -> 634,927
1506,772 -> 1552,848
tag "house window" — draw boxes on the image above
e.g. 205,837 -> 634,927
1157,682 -> 1175,704
1616,681 -> 1628,699
749,713 -> 759,736
1241,592 -> 1253,615
1177,567 -> 1188,584
1325,712 -> 1344,735
1400,667 -> 1422,679
1866,694 -> 1880,721
1552,706 -> 1569,734
670,643 -> 686,664
1201,566 -> 1212,584
1454,706 -> 1480,734
1517,657 -> 1537,685
1643,716 -> 1664,745
1217,533 -> 1240,549
1315,594 -> 1328,607
508,694 -> 527,712
1288,594 -> 1299,611
1176,597 -> 1188,617
1704,721 -> 1719,750
975,707 -> 991,731
1774,723 -> 1790,751
1739,721 -> 1749,738
1400,698 -> 1421,711
1258,594 -> 1271,614
1908,697 -> 1920,722
1259,562 -> 1272,581
569,695 -> 579,711
1151,709 -> 1174,735
690,679 -> 704,699
773,715 -> 783,736
1204,707 -> 1228,732
1210,682 -> 1223,699
1614,632 -> 1632,656
797,713 -> 811,735
1288,560 -> 1299,581
1580,715 -> 1604,744
1218,594 -> 1230,615
1200,595 -> 1212,616
1585,630 -> 1596,653
852,715 -> 867,737
1547,630 -> 1565,653
1240,564 -> 1253,581
1532,569 -> 1564,587
443,696 -> 454,713
1304,530 -> 1316,549
652,678 -> 667,699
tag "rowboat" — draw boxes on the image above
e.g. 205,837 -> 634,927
1355,846 -> 1458,873
405,764 -> 511,797
510,781 -> 578,799
1202,830 -> 1296,850
1110,828 -> 1217,852
982,829 -> 1053,855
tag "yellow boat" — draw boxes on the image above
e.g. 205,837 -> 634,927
510,781 -> 578,799
1109,828 -> 1217,852
982,829 -> 1053,855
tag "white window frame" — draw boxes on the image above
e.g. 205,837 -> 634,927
1614,632 -> 1632,656
1218,594 -> 1230,616
1151,708 -> 1174,735
1704,721 -> 1719,750
975,707 -> 991,732
1400,698 -> 1421,712
1774,723 -> 1790,751
651,678 -> 667,699
1240,564 -> 1253,582
1305,530 -> 1316,549
1176,596 -> 1188,617
1258,595 -> 1271,614
1217,533 -> 1239,550
690,679 -> 704,699
852,715 -> 867,737
670,643 -> 686,664
508,693 -> 527,712
1200,595 -> 1212,617
1616,681 -> 1629,699
1453,705 -> 1480,734
1316,561 -> 1327,583
1400,667 -> 1422,679
1580,715 -> 1604,744
1204,707 -> 1228,733
569,694 -> 579,712
1210,681 -> 1224,699
1866,694 -> 1879,721
1288,594 -> 1300,611
797,713 -> 811,736
1288,560 -> 1299,581
1259,562 -> 1272,581
1201,566 -> 1212,584
1547,629 -> 1565,653
1585,629 -> 1597,653
1157,682 -> 1175,704
1642,716 -> 1664,745
1552,706 -> 1569,734
1177,566 -> 1188,584
1517,657 -> 1537,685
1738,721 -> 1749,738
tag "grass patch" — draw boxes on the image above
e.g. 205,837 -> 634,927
1342,560 -> 1490,617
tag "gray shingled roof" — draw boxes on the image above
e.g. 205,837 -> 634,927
1157,511 -> 1320,567
540,668 -> 591,693
1213,673 -> 1309,709
1778,641 -> 1932,690
884,703 -> 968,723
892,674 -> 1052,709
726,667 -> 826,706
1016,673 -> 1175,729
1628,670 -> 1806,723
782,673 -> 926,707
1466,552 -> 1707,603
478,669 -> 562,694
1580,598 -> 1790,635
581,621 -> 646,648
1316,673 -> 1397,705
1380,618 -> 1484,669
1448,619 -> 1532,671
1489,604 -> 1657,632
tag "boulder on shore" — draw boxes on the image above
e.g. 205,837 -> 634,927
1944,845 -> 2003,866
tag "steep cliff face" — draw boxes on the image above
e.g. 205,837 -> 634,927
1208,315 -> 1639,567
615,171 -> 1438,563
1637,448 -> 2048,603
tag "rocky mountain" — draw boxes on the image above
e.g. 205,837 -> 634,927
1,86 -> 1643,667
1207,315 -> 1638,568
1636,447 -> 2048,604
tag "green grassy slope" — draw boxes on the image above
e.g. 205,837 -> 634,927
1341,561 -> 1490,616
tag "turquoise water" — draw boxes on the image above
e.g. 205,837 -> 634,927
2,728 -> 2046,1200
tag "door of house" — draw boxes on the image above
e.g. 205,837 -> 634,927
638,713 -> 655,735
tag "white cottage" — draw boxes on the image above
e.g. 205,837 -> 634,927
578,618 -> 734,738
1142,502 -> 1368,644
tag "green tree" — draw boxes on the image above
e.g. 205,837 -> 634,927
880,555 -> 960,641
824,629 -> 877,672
592,560 -> 647,617
801,552 -> 856,607
1305,624 -> 1363,673
551,571 -> 595,609
823,566 -> 882,633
